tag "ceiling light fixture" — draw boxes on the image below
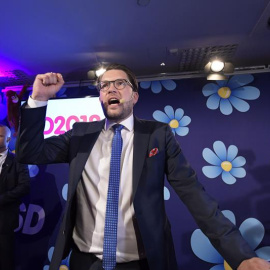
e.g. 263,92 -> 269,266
204,59 -> 234,80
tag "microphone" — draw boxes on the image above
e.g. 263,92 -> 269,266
119,93 -> 134,104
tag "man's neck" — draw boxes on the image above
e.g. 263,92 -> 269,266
105,114 -> 134,130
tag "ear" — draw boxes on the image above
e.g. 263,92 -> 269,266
132,92 -> 139,105
7,137 -> 11,143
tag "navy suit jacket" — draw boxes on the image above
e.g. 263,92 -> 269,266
0,150 -> 30,233
16,105 -> 256,270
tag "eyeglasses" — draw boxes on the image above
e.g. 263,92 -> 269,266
97,79 -> 133,92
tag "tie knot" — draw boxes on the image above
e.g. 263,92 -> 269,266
113,124 -> 124,133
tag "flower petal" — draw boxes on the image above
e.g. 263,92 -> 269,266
231,156 -> 246,167
232,86 -> 260,100
203,148 -> 222,165
161,79 -> 177,91
230,167 -> 246,178
164,105 -> 175,119
175,108 -> 184,120
229,96 -> 250,112
239,218 -> 264,250
151,81 -> 162,93
179,116 -> 191,127
255,246 -> 270,261
220,99 -> 233,115
202,166 -> 223,178
152,110 -> 170,123
210,265 -> 225,270
62,184 -> 68,201
207,94 -> 220,110
213,141 -> 227,161
191,229 -> 223,263
222,210 -> 236,225
140,81 -> 151,89
216,80 -> 228,87
48,246 -> 54,261
28,164 -> 39,177
175,126 -> 189,136
221,171 -> 236,184
227,74 -> 254,89
227,145 -> 238,161
202,83 -> 219,96
164,186 -> 170,200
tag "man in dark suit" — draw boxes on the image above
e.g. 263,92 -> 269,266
16,64 -> 269,270
0,124 -> 30,270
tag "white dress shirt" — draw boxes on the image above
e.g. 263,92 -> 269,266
73,115 -> 139,262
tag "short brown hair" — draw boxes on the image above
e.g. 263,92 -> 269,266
96,63 -> 138,92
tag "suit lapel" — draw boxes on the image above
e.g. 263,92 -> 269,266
132,117 -> 150,200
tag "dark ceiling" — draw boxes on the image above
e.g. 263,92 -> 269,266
1,0 -> 270,89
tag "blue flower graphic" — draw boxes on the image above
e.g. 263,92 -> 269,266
62,183 -> 68,201
56,87 -> 67,98
202,141 -> 246,185
153,105 -> 191,136
43,247 -> 71,270
191,210 -> 270,270
28,165 -> 39,177
140,79 -> 176,94
202,74 -> 260,115
164,186 -> 170,200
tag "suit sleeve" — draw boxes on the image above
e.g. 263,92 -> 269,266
16,105 -> 71,164
164,125 -> 256,269
0,162 -> 30,207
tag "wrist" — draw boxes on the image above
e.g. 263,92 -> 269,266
28,96 -> 48,108
31,95 -> 49,101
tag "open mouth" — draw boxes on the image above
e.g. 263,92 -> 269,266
108,98 -> 120,105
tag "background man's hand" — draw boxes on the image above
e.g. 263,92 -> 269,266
238,258 -> 270,270
32,72 -> 65,101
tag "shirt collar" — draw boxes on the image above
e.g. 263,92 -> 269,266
0,149 -> 8,159
105,114 -> 134,132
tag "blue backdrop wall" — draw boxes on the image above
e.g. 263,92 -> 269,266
1,72 -> 270,269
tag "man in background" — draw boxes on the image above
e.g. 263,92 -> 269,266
16,64 -> 270,270
0,124 -> 30,270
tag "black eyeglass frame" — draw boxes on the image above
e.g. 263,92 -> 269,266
96,79 -> 134,92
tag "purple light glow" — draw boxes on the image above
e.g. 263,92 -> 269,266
0,103 -> 7,120
0,54 -> 30,76
0,70 -> 16,78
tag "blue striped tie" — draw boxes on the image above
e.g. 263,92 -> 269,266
103,124 -> 124,270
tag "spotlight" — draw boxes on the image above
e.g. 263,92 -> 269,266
204,59 -> 234,80
210,60 -> 225,72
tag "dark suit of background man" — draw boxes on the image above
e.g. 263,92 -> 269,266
16,64 -> 270,270
0,124 -> 30,270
